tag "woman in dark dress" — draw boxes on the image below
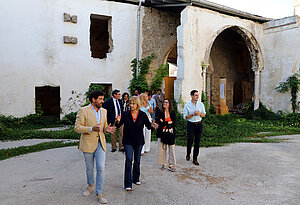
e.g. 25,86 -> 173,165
116,96 -> 158,191
155,98 -> 177,172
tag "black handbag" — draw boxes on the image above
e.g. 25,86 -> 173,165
160,125 -> 175,145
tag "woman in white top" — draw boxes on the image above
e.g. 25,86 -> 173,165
139,93 -> 154,154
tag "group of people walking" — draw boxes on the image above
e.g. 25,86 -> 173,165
74,88 -> 206,204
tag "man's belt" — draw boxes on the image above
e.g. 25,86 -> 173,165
189,121 -> 202,124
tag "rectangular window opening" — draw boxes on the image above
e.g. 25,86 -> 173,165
90,14 -> 113,59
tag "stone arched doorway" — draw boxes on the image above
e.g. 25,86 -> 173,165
205,26 -> 263,111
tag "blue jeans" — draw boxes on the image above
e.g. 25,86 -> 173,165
83,141 -> 106,195
124,144 -> 143,188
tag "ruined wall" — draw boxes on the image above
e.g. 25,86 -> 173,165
175,6 -> 264,107
0,0 -> 138,117
262,16 -> 300,112
141,7 -> 180,85
209,29 -> 253,109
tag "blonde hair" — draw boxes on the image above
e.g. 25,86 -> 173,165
139,93 -> 148,105
129,96 -> 141,110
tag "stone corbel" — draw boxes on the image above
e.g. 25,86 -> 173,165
64,13 -> 77,24
63,36 -> 78,44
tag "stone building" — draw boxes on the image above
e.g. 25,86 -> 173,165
0,0 -> 299,118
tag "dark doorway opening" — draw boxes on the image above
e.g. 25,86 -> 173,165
208,27 -> 254,110
35,86 -> 60,117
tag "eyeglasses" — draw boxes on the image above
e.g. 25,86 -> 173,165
163,102 -> 169,104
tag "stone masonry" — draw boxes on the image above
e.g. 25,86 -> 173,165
141,7 -> 180,85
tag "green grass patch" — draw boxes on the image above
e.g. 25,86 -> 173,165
0,141 -> 78,161
1,128 -> 80,141
174,113 -> 300,147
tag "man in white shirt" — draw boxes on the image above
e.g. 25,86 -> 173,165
183,90 -> 206,165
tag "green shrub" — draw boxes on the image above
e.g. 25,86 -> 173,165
0,141 -> 78,161
0,114 -> 64,129
62,112 -> 77,125
0,129 -> 80,141
243,102 -> 278,120
0,122 -> 6,140
283,113 -> 300,127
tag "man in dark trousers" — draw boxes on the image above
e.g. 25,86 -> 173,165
183,90 -> 206,165
103,89 -> 124,152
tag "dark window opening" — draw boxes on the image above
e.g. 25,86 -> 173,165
90,14 -> 113,59
88,83 -> 112,100
35,86 -> 60,117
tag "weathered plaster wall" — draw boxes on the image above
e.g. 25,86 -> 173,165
0,0 -> 138,117
141,7 -> 180,85
175,6 -> 264,107
295,0 -> 300,15
262,16 -> 300,112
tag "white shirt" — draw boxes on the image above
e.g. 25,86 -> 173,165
113,98 -> 121,118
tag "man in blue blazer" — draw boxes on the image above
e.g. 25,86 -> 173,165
103,89 -> 124,152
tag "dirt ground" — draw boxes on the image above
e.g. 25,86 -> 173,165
0,135 -> 299,205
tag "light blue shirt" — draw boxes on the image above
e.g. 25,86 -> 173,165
183,101 -> 206,122
90,104 -> 101,132
140,104 -> 151,118
148,98 -> 156,110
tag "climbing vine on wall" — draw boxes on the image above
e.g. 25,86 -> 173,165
129,54 -> 155,95
276,73 -> 300,113
150,63 -> 169,92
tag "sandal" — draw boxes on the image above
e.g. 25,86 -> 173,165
168,164 -> 176,172
161,164 -> 167,170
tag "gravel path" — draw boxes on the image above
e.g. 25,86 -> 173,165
0,135 -> 299,205
0,139 -> 78,150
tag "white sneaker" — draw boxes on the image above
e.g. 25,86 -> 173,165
96,194 -> 108,204
134,182 -> 141,185
125,187 -> 132,191
82,185 -> 94,197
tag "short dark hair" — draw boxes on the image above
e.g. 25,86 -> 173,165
190,90 -> 198,96
157,89 -> 162,92
122,92 -> 129,99
112,89 -> 120,96
89,90 -> 104,102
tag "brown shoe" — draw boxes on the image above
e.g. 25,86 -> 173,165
192,159 -> 199,165
96,194 -> 108,204
82,185 -> 94,197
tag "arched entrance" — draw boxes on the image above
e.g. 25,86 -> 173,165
163,43 -> 178,99
205,26 -> 263,111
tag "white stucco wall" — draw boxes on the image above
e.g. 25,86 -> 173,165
262,16 -> 300,112
295,0 -> 300,15
0,0 -> 138,117
175,6 -> 264,107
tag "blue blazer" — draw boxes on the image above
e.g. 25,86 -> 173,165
103,97 -> 123,125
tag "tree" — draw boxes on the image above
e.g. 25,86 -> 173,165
276,73 -> 300,113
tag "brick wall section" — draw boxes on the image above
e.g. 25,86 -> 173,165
141,7 -> 180,85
